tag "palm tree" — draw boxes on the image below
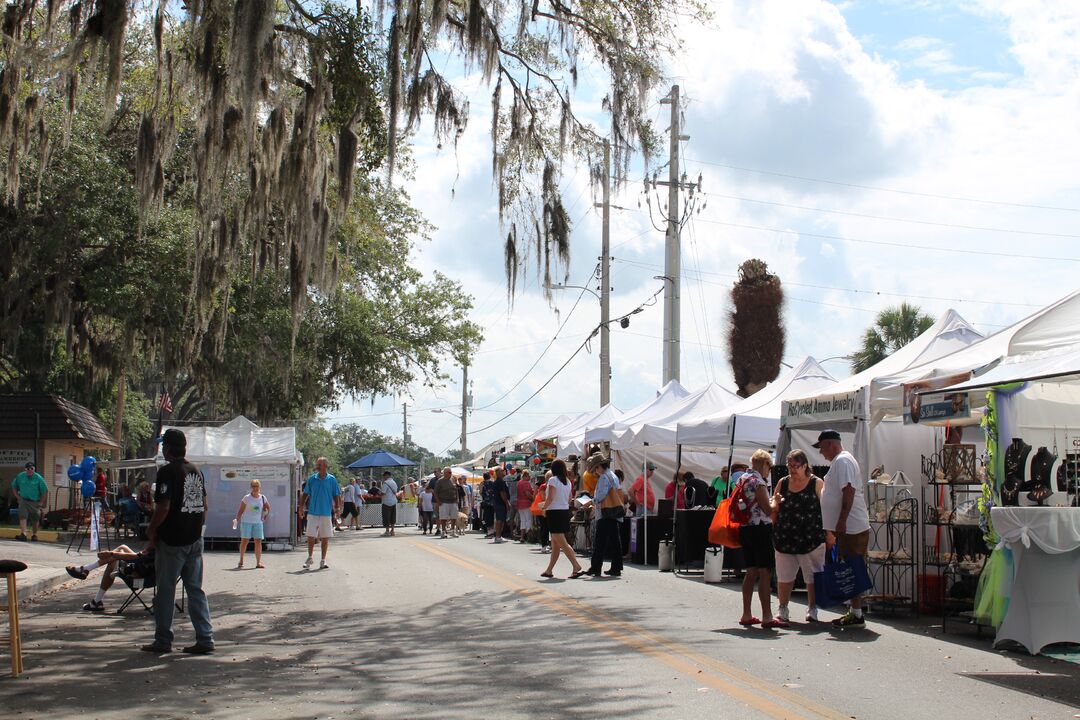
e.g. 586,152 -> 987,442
728,259 -> 786,397
848,302 -> 934,373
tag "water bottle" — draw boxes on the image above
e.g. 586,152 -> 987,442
232,518 -> 238,530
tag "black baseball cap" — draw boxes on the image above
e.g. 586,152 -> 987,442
24,461 -> 34,468
811,430 -> 842,449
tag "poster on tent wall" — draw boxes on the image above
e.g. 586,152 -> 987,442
204,464 -> 294,540
781,390 -> 862,428
902,372 -> 972,425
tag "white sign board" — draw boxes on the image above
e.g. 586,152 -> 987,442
782,390 -> 862,428
0,448 -> 34,467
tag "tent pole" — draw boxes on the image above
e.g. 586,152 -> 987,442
727,416 -> 738,499
643,444 -> 648,568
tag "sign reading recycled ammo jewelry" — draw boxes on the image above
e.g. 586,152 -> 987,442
781,391 -> 861,427
0,448 -> 34,466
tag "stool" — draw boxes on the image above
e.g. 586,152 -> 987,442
1,559 -> 27,677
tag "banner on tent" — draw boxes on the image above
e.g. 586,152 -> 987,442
781,390 -> 862,428
903,372 -> 972,425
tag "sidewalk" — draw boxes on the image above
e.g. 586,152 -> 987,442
0,537 -> 106,607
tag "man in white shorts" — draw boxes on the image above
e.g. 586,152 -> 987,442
300,457 -> 341,569
434,467 -> 460,538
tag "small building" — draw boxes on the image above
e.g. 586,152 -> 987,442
0,393 -> 120,509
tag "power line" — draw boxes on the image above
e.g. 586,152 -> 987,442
697,190 -> 1080,239
695,215 -> 1080,263
469,284 -> 666,433
610,257 -> 1043,309
685,157 -> 1080,213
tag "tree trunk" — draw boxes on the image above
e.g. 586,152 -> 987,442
113,364 -> 126,457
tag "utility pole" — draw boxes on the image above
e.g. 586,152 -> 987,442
660,85 -> 682,384
652,85 -> 700,385
460,362 -> 469,458
402,403 -> 409,458
599,138 -> 612,406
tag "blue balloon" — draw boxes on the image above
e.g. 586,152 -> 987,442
67,464 -> 84,482
80,456 -> 96,477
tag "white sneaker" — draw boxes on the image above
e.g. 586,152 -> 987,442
806,607 -> 819,623
303,556 -> 313,568
777,605 -> 790,622
492,538 -> 504,544
319,560 -> 328,570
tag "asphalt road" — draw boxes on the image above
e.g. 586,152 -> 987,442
0,528 -> 1077,719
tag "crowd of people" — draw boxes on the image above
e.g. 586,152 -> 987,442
57,426 -> 869,648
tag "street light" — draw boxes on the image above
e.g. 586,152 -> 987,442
431,408 -> 461,420
545,281 -> 610,407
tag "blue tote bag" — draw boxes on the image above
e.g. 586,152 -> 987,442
814,547 -> 873,608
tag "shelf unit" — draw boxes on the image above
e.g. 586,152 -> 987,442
919,482 -> 992,634
866,489 -> 918,615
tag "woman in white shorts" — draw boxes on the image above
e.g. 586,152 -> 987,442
235,479 -> 271,569
772,449 -> 826,622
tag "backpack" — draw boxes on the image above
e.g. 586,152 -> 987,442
728,475 -> 756,525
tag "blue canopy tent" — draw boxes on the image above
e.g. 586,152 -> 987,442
346,449 -> 416,469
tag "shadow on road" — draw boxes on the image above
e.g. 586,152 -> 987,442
2,579 -> 665,719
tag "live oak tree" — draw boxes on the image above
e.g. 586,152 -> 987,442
728,259 -> 786,398
0,0 -> 702,356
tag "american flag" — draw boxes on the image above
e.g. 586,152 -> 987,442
158,387 -> 173,413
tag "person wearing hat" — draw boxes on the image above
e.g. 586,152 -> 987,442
813,429 -> 871,629
582,452 -> 604,496
11,461 -> 48,541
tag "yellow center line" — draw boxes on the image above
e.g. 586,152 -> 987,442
409,539 -> 850,720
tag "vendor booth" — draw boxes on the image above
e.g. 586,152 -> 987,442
922,341 -> 1080,654
165,416 -> 301,547
554,404 -> 622,457
346,449 -> 418,527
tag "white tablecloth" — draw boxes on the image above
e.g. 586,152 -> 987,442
991,507 -> 1080,654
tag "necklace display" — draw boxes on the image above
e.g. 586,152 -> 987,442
1002,438 -> 1031,507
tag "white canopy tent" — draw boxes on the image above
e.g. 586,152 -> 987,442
871,291 -> 1080,424
677,357 -> 837,450
780,309 -> 985,476
613,382 -> 741,450
528,414 -> 574,442
582,380 -> 689,447
555,403 -> 622,457
163,416 -> 301,545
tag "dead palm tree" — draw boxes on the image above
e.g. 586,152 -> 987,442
728,259 -> 786,397
848,302 -> 934,373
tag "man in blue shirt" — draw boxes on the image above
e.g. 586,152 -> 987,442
587,457 -> 625,577
300,457 -> 341,570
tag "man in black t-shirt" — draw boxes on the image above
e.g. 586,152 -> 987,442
141,429 -> 215,655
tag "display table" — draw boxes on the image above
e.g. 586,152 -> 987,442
991,506 -> 1080,654
674,509 -> 713,568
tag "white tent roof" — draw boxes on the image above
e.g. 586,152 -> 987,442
530,412 -> 589,443
554,403 -> 622,456
821,309 -> 983,398
614,382 -> 741,450
582,380 -> 689,446
528,414 -> 573,441
164,416 -> 299,465
871,292 -> 1080,419
937,342 -> 1080,392
678,357 -> 837,447
461,430 -> 536,469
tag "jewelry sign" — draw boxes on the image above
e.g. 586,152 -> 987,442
0,448 -> 34,467
781,390 -> 862,428
902,372 -> 973,425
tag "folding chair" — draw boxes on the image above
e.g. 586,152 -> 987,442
115,567 -> 185,616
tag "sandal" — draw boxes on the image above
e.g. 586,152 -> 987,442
762,618 -> 790,629
540,572 -> 554,578
569,570 -> 588,579
738,617 -> 762,626
256,564 -> 265,569
237,562 -> 244,569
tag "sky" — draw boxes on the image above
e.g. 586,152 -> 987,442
325,0 -> 1080,462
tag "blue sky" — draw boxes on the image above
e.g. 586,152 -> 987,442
838,1 -> 1021,89
325,0 -> 1080,462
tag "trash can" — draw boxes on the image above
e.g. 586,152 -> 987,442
658,539 -> 674,572
704,546 -> 724,583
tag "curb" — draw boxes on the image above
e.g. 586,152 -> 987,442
0,569 -> 72,607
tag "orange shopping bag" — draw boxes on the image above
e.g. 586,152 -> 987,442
708,498 -> 742,548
